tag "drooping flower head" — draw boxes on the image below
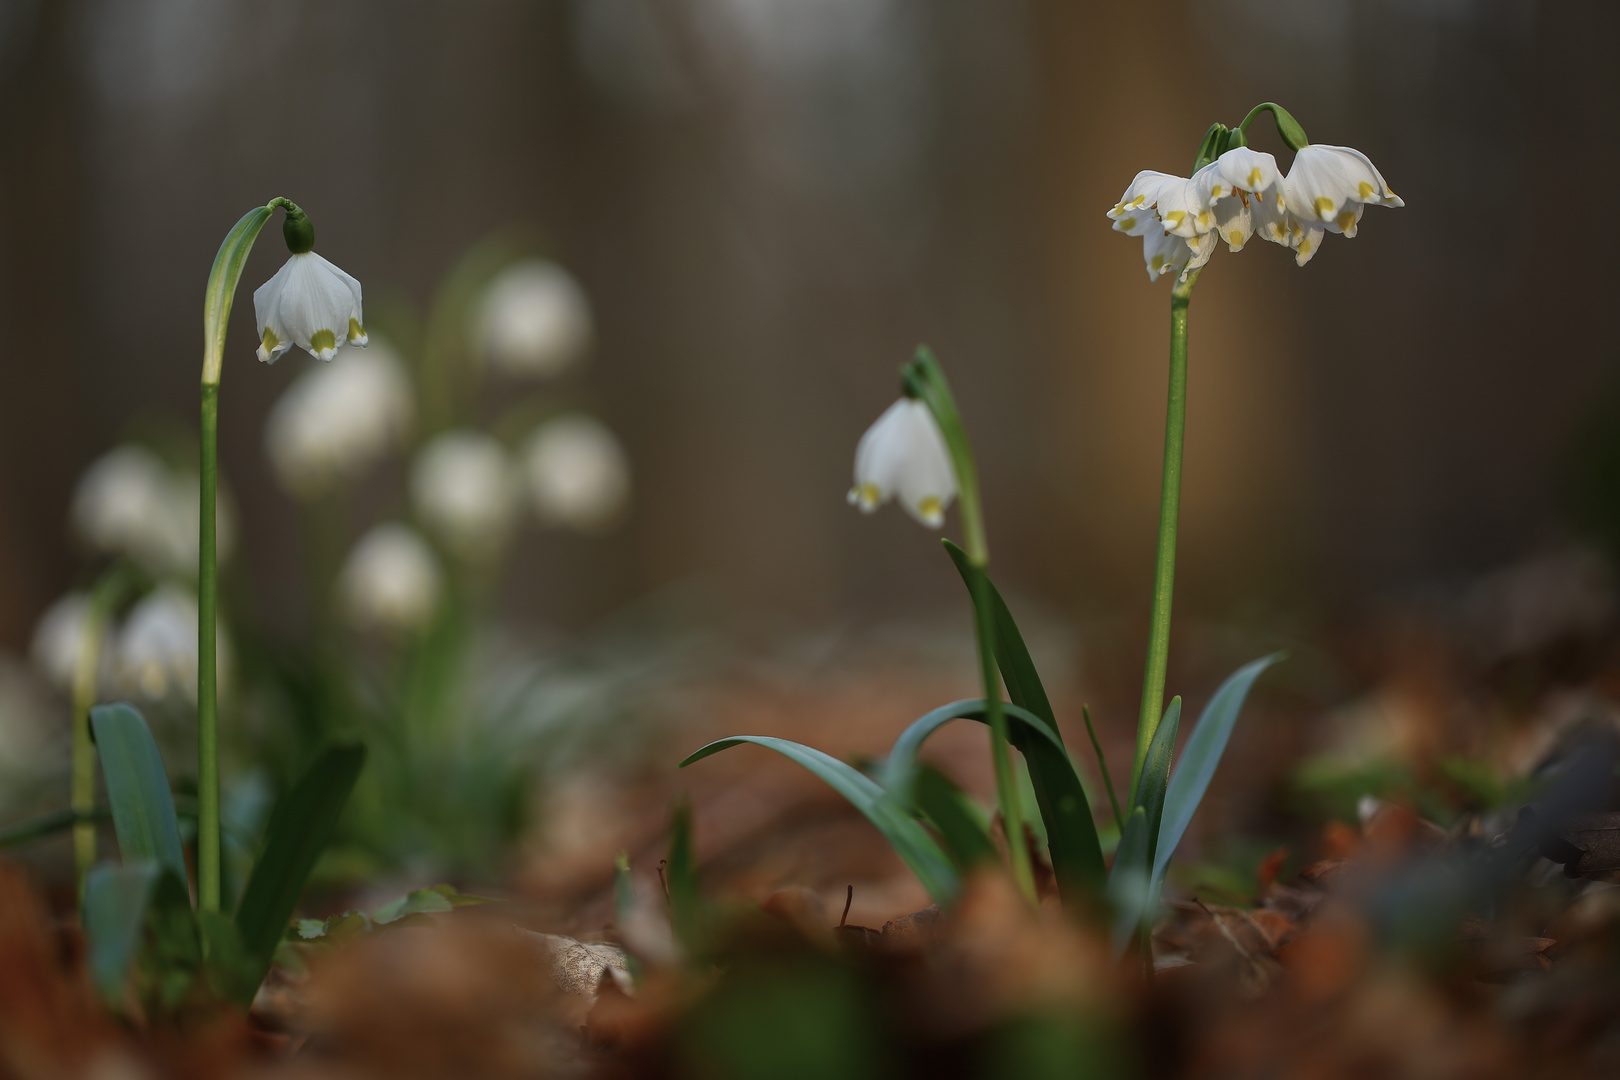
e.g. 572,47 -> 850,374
1107,104 -> 1401,276
253,207 -> 367,363
264,340 -> 414,497
411,429 -> 517,559
474,259 -> 594,378
848,397 -> 957,528
521,415 -> 632,533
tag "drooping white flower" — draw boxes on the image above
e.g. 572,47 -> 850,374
71,445 -> 233,575
474,260 -> 594,378
848,398 -> 957,529
30,593 -> 93,693
112,586 -> 227,702
410,430 -> 517,559
339,523 -> 442,633
521,415 -> 631,533
254,251 -> 368,364
265,341 -> 413,498
1285,144 -> 1403,237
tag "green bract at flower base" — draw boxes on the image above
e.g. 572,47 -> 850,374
197,197 -> 368,914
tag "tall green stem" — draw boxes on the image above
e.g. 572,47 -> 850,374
198,199 -> 286,912
906,349 -> 1036,905
1129,272 -> 1198,806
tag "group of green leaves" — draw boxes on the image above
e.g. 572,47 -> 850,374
80,702 -> 363,1010
682,545 -> 1279,949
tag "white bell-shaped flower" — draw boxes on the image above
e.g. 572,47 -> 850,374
112,586 -> 227,702
30,593 -> 93,694
522,415 -> 632,533
71,445 -> 233,576
848,398 -> 957,528
1285,144 -> 1403,236
340,523 -> 442,633
265,341 -> 414,498
474,260 -> 594,378
411,430 -> 517,559
254,251 -> 368,364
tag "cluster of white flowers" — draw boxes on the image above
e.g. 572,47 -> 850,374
71,445 -> 233,577
473,259 -> 593,378
30,586 -> 229,703
847,398 -> 957,529
264,341 -> 414,498
1108,142 -> 1402,280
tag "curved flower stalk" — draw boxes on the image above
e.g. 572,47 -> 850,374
195,197 -> 364,913
1097,104 -> 1399,949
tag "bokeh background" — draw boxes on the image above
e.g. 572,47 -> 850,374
1,0 -> 1617,714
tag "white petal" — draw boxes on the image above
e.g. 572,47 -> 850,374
1108,170 -> 1180,219
1141,229 -> 1190,282
411,429 -> 516,557
850,398 -> 955,527
1214,146 -> 1282,198
1214,195 -> 1253,251
1153,176 -> 1214,238
257,252 -> 365,361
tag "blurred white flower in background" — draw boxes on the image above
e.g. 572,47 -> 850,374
265,342 -> 415,498
340,523 -> 443,633
254,251 -> 368,363
112,585 -> 225,702
848,397 -> 956,528
522,415 -> 631,533
411,429 -> 517,561
474,260 -> 593,378
71,445 -> 233,575
30,592 -> 94,693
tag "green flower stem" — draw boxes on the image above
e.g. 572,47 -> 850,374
198,198 -> 295,912
905,349 -> 1037,906
70,564 -> 137,895
1129,271 -> 1198,807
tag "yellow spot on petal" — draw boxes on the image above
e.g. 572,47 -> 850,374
917,496 -> 944,525
1150,255 -> 1166,271
1211,184 -> 1224,198
1297,238 -> 1312,255
1164,210 -> 1185,227
1119,216 -> 1136,230
310,329 -> 337,355
261,327 -> 280,353
1337,210 -> 1356,232
1248,167 -> 1262,188
347,317 -> 367,343
1358,181 -> 1374,199
1314,196 -> 1334,219
1228,230 -> 1243,244
1131,195 -> 1146,208
849,482 -> 882,511
1197,211 -> 1211,228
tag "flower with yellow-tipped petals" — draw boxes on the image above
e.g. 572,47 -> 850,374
848,398 -> 956,528
253,251 -> 368,363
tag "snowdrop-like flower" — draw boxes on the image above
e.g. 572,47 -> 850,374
112,586 -> 226,702
848,398 -> 957,528
340,523 -> 442,633
1110,170 -> 1222,281
264,341 -> 414,498
254,251 -> 368,364
474,260 -> 594,378
410,430 -> 517,559
30,593 -> 93,693
71,446 -> 233,575
522,415 -> 631,533
1284,144 -> 1403,237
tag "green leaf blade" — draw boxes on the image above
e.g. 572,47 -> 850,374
913,764 -> 998,872
681,736 -> 959,904
1152,653 -> 1283,891
233,743 -> 365,1003
81,861 -> 161,1005
89,704 -> 187,888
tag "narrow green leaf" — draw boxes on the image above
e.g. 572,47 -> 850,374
1082,705 -> 1124,832
882,696 -> 1105,902
233,743 -> 365,1003
1137,697 -> 1182,872
942,540 -> 1058,742
667,800 -> 702,950
201,205 -> 275,383
1151,653 -> 1283,892
81,860 -> 161,1004
681,736 -> 959,903
913,764 -> 998,872
1106,806 -> 1151,951
90,704 -> 187,888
